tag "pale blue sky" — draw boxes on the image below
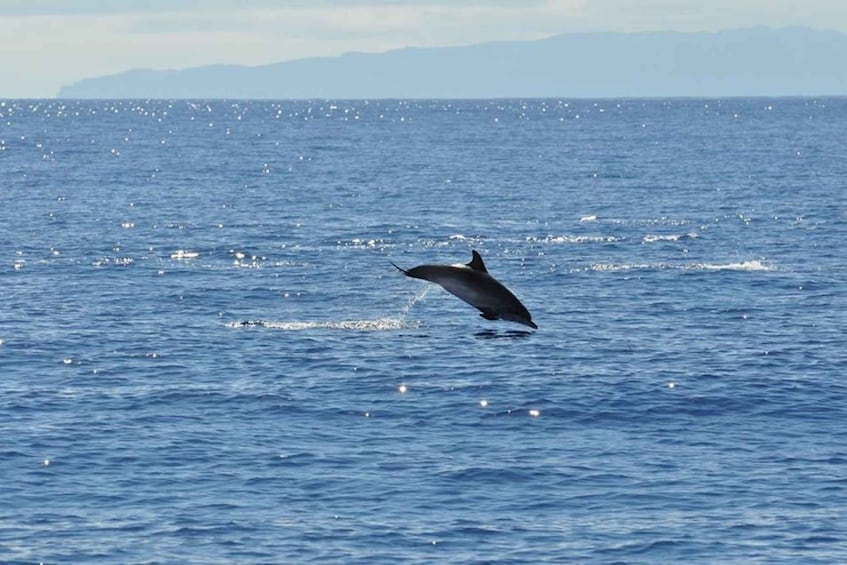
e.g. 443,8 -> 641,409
2,0 -> 846,98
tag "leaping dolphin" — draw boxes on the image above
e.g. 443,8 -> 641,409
391,250 -> 537,329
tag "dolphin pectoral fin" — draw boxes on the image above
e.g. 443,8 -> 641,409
479,309 -> 499,321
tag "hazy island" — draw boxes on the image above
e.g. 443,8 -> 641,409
58,27 -> 847,99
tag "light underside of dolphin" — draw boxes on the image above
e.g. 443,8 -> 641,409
392,250 -> 537,329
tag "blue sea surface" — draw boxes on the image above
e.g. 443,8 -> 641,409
1,98 -> 846,563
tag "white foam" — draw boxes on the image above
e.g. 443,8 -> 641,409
171,250 -> 199,260
347,238 -> 383,249
642,232 -> 698,243
585,263 -> 652,272
582,259 -> 774,272
528,234 -> 622,244
91,257 -> 134,268
686,260 -> 774,272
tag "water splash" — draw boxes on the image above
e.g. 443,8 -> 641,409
401,284 -> 431,317
228,286 -> 431,332
229,319 -> 417,331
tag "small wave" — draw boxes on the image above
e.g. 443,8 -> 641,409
579,215 -> 598,223
228,318 -> 419,331
475,329 -> 534,340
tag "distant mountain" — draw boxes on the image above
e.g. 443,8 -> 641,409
58,27 -> 847,99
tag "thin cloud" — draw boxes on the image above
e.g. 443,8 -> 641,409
0,0 -> 548,17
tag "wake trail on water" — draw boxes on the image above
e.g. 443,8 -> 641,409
227,286 -> 431,332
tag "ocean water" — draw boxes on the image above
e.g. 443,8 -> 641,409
1,98 -> 846,563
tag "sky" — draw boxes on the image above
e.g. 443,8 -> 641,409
1,0 -> 846,98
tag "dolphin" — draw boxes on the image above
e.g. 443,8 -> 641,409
391,250 -> 537,329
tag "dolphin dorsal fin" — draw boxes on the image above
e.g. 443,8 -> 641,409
467,250 -> 488,273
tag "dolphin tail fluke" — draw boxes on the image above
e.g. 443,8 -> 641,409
390,261 -> 410,276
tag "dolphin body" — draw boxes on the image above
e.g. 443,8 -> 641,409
392,250 -> 537,329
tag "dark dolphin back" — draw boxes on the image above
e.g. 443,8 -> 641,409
403,264 -> 460,281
